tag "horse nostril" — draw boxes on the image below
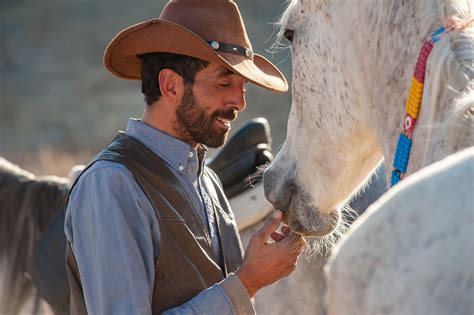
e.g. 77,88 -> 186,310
288,183 -> 296,194
263,166 -> 298,213
271,183 -> 295,213
263,170 -> 276,202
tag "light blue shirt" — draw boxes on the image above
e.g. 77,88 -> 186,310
64,119 -> 254,315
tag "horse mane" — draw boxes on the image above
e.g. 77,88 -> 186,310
443,24 -> 473,148
0,157 -> 70,314
421,1 -> 473,162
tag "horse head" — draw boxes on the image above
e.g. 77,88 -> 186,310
264,0 -> 473,237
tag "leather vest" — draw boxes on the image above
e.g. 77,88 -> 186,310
66,132 -> 244,314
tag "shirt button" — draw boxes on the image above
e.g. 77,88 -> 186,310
189,151 -> 194,158
178,165 -> 184,171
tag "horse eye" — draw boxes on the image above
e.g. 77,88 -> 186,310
284,29 -> 294,43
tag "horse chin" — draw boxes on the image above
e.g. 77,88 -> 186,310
269,184 -> 341,237
286,200 -> 340,237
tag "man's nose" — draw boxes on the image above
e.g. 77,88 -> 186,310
229,85 -> 246,112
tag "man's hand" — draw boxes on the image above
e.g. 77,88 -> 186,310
236,210 -> 306,298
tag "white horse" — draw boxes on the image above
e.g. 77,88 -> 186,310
236,164 -> 384,315
264,0 -> 473,314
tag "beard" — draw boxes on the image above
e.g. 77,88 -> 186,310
175,84 -> 236,148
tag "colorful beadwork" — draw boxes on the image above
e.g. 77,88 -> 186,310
393,134 -> 412,173
391,170 -> 402,187
404,114 -> 415,133
390,26 -> 446,187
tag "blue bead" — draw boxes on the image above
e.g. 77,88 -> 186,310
391,170 -> 401,187
393,134 -> 412,172
431,26 -> 446,43
432,26 -> 446,36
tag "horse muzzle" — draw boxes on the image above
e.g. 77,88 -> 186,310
263,166 -> 340,237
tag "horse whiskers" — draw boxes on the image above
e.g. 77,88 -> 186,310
267,43 -> 291,55
267,6 -> 292,55
256,161 -> 271,172
246,174 -> 263,188
244,162 -> 273,189
340,203 -> 359,222
274,52 -> 293,67
303,204 -> 357,258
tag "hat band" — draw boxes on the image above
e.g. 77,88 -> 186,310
207,40 -> 254,60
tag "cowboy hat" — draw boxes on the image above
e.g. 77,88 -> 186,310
103,0 -> 288,92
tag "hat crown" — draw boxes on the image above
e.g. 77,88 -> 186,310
103,0 -> 287,92
159,0 -> 252,49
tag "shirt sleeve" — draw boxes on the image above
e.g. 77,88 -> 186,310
66,162 -> 157,314
163,274 -> 255,315
65,161 -> 254,315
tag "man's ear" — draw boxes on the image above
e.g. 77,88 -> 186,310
158,69 -> 184,102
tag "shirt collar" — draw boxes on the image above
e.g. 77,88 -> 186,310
125,119 -> 206,174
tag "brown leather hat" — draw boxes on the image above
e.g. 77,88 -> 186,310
103,0 -> 288,92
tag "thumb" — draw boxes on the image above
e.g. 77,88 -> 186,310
254,210 -> 282,243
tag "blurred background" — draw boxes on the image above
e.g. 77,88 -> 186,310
0,0 -> 293,177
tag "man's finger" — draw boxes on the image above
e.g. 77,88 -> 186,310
281,225 -> 291,236
281,232 -> 305,247
287,234 -> 306,254
254,210 -> 282,243
270,231 -> 286,242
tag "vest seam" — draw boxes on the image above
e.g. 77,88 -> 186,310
157,217 -> 186,223
201,171 -> 227,274
155,261 -> 185,303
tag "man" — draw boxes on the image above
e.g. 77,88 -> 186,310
64,0 -> 305,314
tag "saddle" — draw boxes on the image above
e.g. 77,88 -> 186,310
207,117 -> 273,198
33,117 -> 274,313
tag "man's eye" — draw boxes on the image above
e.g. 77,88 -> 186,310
219,83 -> 231,88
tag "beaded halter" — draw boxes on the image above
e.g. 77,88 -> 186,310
390,26 -> 446,187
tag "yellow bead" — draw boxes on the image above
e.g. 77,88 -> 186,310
408,99 -> 420,110
410,85 -> 423,97
406,99 -> 420,118
412,77 -> 423,90
408,92 -> 421,105
404,77 -> 424,119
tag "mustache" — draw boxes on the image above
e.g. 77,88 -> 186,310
213,109 -> 238,121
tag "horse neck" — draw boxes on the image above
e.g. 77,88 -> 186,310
335,0 -> 471,177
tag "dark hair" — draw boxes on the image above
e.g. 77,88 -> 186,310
138,52 -> 209,105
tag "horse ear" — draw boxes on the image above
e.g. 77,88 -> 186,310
68,165 -> 86,183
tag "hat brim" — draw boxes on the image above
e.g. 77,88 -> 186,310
104,19 -> 288,93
